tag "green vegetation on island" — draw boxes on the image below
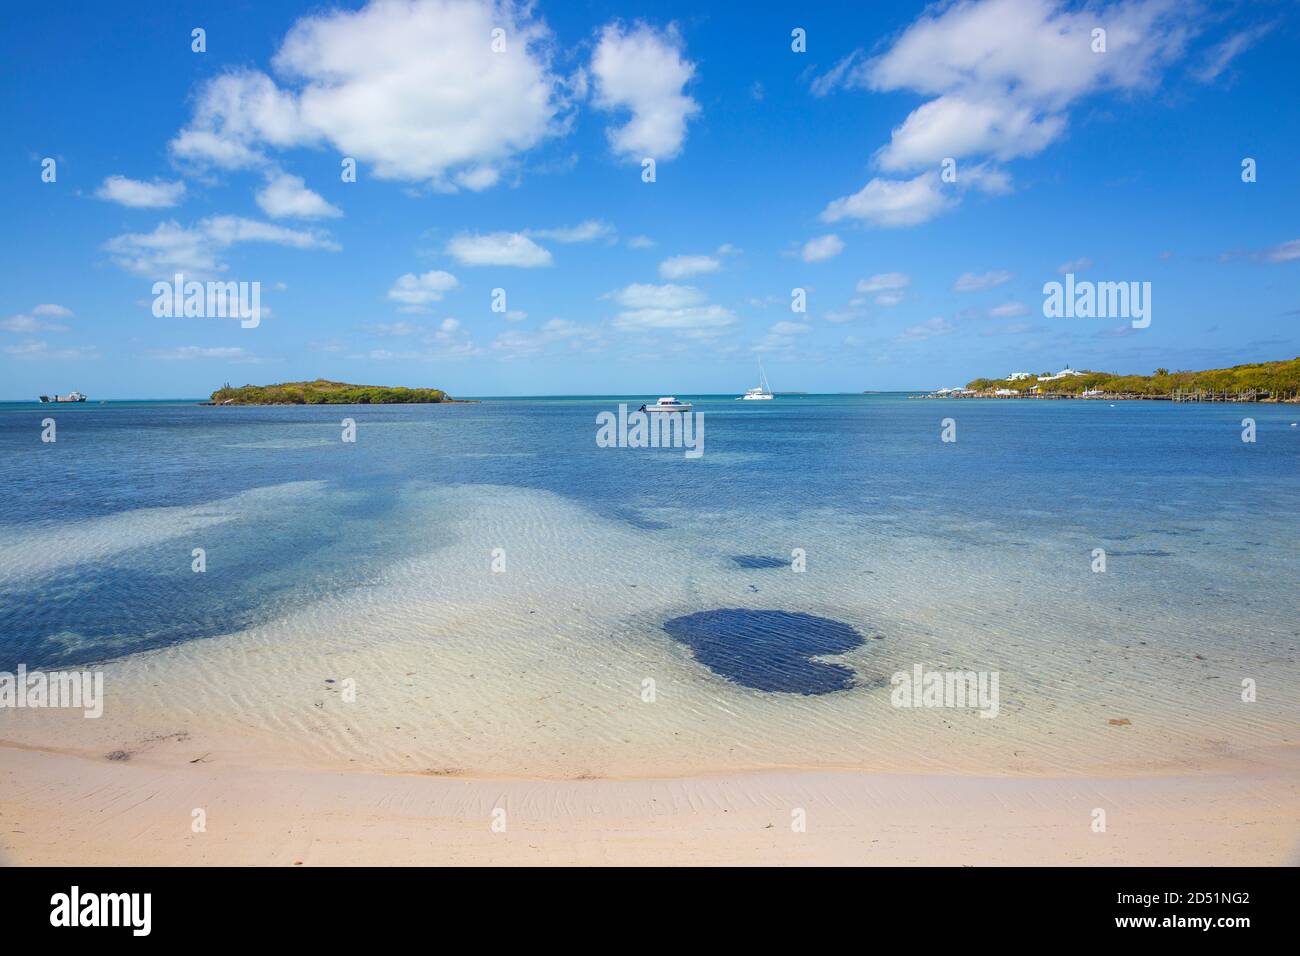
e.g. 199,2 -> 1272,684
964,357 -> 1300,401
209,379 -> 453,405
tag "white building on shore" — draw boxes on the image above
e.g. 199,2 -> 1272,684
1037,365 -> 1086,382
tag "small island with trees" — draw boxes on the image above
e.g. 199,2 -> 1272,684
208,379 -> 459,405
936,357 -> 1300,402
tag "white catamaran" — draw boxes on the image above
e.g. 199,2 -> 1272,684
738,362 -> 773,400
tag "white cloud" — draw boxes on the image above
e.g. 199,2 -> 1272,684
256,172 -> 341,219
810,51 -> 867,97
386,270 -> 458,307
3,304 -> 74,334
801,234 -> 845,262
2,314 -> 66,333
980,322 -> 1039,336
170,70 -> 309,170
591,22 -> 700,160
610,283 -> 705,310
492,319 -> 604,357
1057,256 -> 1093,273
770,321 -> 810,334
875,96 -> 1064,171
954,269 -> 1012,291
358,340 -> 482,361
491,329 -> 547,356
896,317 -> 956,342
856,273 -> 910,293
171,128 -> 267,171
4,340 -> 98,360
365,321 -> 423,336
815,0 -> 1198,225
821,171 -> 951,227
960,162 -> 1014,195
627,235 -> 655,249
614,305 -> 735,332
171,0 -> 572,188
95,175 -> 186,208
820,164 -> 1008,229
105,221 -> 221,275
659,254 -> 720,279
454,166 -> 501,191
1261,239 -> 1300,263
607,282 -> 732,332
201,215 -> 338,250
1193,22 -> 1274,83
541,318 -> 581,336
988,301 -> 1029,317
352,314 -> 482,359
147,346 -> 255,361
103,216 -> 339,276
752,332 -> 800,354
863,0 -> 1194,104
447,232 -> 552,267
527,220 -> 614,243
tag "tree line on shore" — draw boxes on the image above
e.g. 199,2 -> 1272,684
966,357 -> 1300,398
209,379 -> 450,405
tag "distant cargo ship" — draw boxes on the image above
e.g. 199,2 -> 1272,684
38,391 -> 87,403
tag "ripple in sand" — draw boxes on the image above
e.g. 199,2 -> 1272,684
732,555 -> 788,569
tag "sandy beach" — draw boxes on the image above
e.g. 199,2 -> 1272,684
3,740 -> 1296,866
1,462 -> 1297,867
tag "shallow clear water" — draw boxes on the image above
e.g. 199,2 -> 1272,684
0,396 -> 1296,776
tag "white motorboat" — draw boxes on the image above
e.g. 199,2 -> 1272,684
738,361 -> 773,400
640,396 -> 692,413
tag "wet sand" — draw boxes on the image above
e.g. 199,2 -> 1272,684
2,742 -> 1296,866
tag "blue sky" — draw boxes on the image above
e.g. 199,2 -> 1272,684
2,0 -> 1297,398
